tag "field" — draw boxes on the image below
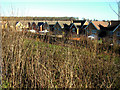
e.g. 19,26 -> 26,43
2,30 -> 120,88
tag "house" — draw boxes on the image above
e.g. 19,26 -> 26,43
73,20 -> 86,35
108,20 -> 120,44
82,20 -> 90,34
43,22 -> 50,31
31,22 -> 37,30
109,20 -> 120,27
63,20 -> 86,37
48,21 -> 56,32
84,21 -> 109,39
20,22 -> 31,31
53,22 -> 63,35
113,24 -> 120,44
26,22 -> 31,30
46,21 -> 71,35
63,23 -> 70,37
69,23 -> 78,37
15,22 -> 24,31
56,21 -> 71,35
2,21 -> 10,30
37,22 -> 44,32
98,20 -> 120,44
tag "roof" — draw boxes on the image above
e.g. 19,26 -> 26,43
16,22 -> 23,26
74,23 -> 81,26
73,20 -> 86,28
38,22 -> 44,26
47,21 -> 57,25
113,24 -> 120,32
58,21 -> 71,28
92,21 -> 109,30
84,21 -> 90,25
32,22 -> 36,25
110,20 -> 120,27
84,21 -> 109,30
69,23 -> 77,30
47,21 -> 71,28
73,20 -> 86,23
54,22 -> 62,28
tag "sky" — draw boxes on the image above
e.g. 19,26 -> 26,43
0,0 -> 119,20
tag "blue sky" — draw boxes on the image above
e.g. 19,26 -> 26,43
0,0 -> 119,20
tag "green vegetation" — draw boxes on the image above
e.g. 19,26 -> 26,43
2,30 -> 120,88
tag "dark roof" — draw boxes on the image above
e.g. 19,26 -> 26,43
32,22 -> 36,25
107,25 -> 118,31
64,24 -> 69,27
100,24 -> 118,31
15,21 -> 19,25
110,21 -> 120,27
73,20 -> 86,23
38,22 -> 44,26
49,25 -> 54,27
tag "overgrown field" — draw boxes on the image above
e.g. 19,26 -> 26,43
2,30 -> 120,88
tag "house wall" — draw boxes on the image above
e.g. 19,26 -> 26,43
85,23 -> 98,36
43,23 -> 50,31
70,25 -> 77,34
113,27 -> 120,44
32,23 -> 37,30
53,23 -> 62,35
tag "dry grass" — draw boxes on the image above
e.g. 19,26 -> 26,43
2,30 -> 120,88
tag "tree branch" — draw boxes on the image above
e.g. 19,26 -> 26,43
109,4 -> 120,18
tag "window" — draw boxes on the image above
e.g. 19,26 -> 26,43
116,31 -> 120,36
72,28 -> 75,32
59,28 -> 61,31
109,31 -> 113,35
54,27 -> 56,30
116,40 -> 120,44
87,30 -> 89,33
92,30 -> 96,34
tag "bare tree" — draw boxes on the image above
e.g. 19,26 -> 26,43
109,0 -> 120,19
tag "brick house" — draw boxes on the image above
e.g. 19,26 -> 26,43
53,22 -> 63,35
113,24 -> 120,44
73,20 -> 86,35
84,21 -> 109,39
43,22 -> 50,31
69,23 -> 78,37
37,22 -> 44,32
31,22 -> 37,30
98,20 -> 120,44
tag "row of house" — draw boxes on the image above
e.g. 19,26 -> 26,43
14,20 -> 87,36
2,20 -> 120,44
84,21 -> 120,44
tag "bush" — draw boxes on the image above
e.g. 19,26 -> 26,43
2,30 -> 120,88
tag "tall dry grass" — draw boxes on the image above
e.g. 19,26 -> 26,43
2,30 -> 120,88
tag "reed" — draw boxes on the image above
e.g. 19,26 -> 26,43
2,30 -> 120,88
